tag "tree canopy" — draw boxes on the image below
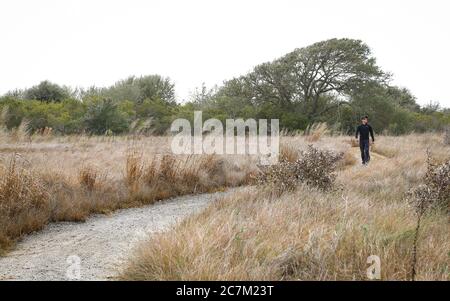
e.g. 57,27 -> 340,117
220,39 -> 387,121
24,80 -> 72,102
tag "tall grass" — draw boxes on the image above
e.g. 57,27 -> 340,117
0,156 -> 50,253
119,184 -> 448,280
11,120 -> 31,143
444,126 -> 450,146
0,140 -> 255,253
126,152 -> 239,204
304,123 -> 329,142
120,134 -> 450,280
1,133 -> 448,279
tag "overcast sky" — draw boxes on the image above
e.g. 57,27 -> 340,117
0,0 -> 449,107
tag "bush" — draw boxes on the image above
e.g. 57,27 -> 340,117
83,98 -> 130,134
257,160 -> 299,193
408,152 -> 449,213
294,146 -> 344,190
424,157 -> 450,210
258,145 -> 343,192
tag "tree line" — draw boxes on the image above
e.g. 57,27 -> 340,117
1,38 -> 449,136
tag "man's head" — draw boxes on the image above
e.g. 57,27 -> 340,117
361,116 -> 368,125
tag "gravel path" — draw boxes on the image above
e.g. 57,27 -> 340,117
0,191 -> 227,281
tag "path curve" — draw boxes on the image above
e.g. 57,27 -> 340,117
0,191 -> 227,281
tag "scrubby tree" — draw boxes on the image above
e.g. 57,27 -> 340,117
136,75 -> 175,104
91,75 -> 176,105
24,81 -> 72,102
135,98 -> 176,134
83,98 -> 130,134
386,86 -> 420,112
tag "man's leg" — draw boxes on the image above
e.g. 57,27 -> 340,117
363,140 -> 370,164
366,141 -> 371,163
359,140 -> 365,164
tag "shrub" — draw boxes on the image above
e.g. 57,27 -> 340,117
257,160 -> 299,193
293,145 -> 344,190
423,155 -> 450,210
409,152 -> 450,212
83,98 -> 130,134
258,145 -> 343,192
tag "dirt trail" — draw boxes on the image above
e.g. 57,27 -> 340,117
0,191 -> 227,281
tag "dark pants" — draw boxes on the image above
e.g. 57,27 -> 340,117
359,139 -> 370,164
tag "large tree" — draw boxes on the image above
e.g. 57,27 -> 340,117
222,38 -> 388,122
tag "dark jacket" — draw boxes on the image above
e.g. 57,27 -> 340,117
355,124 -> 375,142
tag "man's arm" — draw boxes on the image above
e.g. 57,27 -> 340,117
369,125 -> 375,142
355,126 -> 360,139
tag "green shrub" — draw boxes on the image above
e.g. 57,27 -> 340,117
83,98 -> 130,134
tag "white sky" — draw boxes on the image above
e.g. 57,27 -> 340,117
0,0 -> 449,107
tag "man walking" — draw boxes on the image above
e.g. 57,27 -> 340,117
355,116 -> 375,165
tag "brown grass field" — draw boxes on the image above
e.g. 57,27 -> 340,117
0,134 -> 257,253
0,131 -> 449,280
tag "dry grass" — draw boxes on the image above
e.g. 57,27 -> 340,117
304,122 -> 329,142
347,138 -> 360,148
126,152 -> 251,204
78,166 -> 99,191
279,142 -> 300,163
0,156 -> 50,253
444,127 -> 450,146
120,133 -> 450,281
371,143 -> 398,158
339,150 -> 358,168
0,136 -> 256,253
10,120 -> 32,143
1,132 -> 449,279
406,152 -> 450,280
